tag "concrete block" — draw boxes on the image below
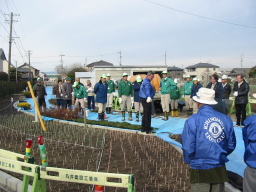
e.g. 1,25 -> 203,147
0,171 -> 12,186
6,177 -> 21,191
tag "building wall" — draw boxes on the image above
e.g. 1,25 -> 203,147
168,71 -> 183,80
0,60 -> 3,72
186,68 -> 219,83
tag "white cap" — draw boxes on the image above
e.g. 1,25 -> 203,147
122,73 -> 128,77
185,75 -> 191,78
192,78 -> 198,81
222,75 -> 228,80
192,88 -> 217,105
253,93 -> 256,99
162,71 -> 168,74
106,73 -> 111,77
136,76 -> 142,82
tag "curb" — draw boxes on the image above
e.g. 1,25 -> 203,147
11,102 -> 241,192
0,171 -> 31,192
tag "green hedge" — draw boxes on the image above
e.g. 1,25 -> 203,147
0,81 -> 27,100
74,118 -> 142,130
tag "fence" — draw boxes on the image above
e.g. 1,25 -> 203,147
0,148 -> 136,192
0,81 -> 27,100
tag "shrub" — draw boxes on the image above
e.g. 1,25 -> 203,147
0,72 -> 8,81
17,102 -> 31,109
23,91 -> 32,98
41,107 -> 79,121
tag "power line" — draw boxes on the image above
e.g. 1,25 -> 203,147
13,41 -> 26,63
143,0 -> 256,28
10,0 -> 30,49
4,0 -> 10,13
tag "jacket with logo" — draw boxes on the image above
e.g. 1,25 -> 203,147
73,85 -> 87,99
182,81 -> 193,95
106,80 -> 115,93
181,105 -> 236,169
160,77 -> 176,95
243,115 -> 256,168
118,79 -> 133,97
170,85 -> 180,100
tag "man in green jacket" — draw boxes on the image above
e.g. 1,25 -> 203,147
73,81 -> 87,114
118,73 -> 133,121
182,75 -> 193,115
106,73 -> 115,114
170,79 -> 180,117
160,71 -> 176,121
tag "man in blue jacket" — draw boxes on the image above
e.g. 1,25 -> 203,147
94,74 -> 108,121
182,88 -> 236,192
242,94 -> 256,192
139,71 -> 155,134
132,76 -> 143,122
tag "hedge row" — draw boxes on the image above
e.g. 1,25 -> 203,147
0,81 -> 27,100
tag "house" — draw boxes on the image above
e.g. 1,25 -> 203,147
185,63 -> 220,83
17,63 -> 40,80
86,60 -> 114,72
228,68 -> 251,79
167,66 -> 183,80
77,64 -> 168,86
0,48 -> 15,73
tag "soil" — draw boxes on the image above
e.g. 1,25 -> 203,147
0,113 -> 190,192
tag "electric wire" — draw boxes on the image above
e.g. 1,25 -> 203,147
143,0 -> 256,28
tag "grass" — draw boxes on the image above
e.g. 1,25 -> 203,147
74,118 -> 142,130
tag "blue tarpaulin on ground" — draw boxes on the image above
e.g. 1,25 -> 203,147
18,86 -> 246,177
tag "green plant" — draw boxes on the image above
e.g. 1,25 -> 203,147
23,91 -> 32,98
74,118 -> 142,130
17,102 -> 31,109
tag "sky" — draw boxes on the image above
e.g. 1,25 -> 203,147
0,0 -> 256,72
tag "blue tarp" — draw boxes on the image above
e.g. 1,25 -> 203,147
18,86 -> 246,177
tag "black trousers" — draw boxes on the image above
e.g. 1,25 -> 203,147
63,100 -> 72,109
141,98 -> 152,131
235,104 -> 247,126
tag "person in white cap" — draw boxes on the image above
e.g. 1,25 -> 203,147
106,73 -> 115,114
132,76 -> 143,122
233,74 -> 250,127
191,77 -> 203,114
221,75 -> 231,114
182,88 -> 236,192
118,73 -> 133,121
160,71 -> 176,121
182,75 -> 193,116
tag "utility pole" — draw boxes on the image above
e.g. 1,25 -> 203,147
60,54 -> 65,81
15,60 -> 18,83
117,50 -> 122,66
6,12 -> 18,81
28,50 -> 32,82
84,57 -> 87,69
164,51 -> 167,66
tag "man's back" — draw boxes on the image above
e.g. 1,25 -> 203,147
182,105 -> 236,169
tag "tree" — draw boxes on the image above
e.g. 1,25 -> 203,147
55,63 -> 87,81
0,72 -> 8,81
249,66 -> 256,78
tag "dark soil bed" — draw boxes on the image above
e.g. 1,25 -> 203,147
0,114 -> 190,192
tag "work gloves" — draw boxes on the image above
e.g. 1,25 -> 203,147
84,98 -> 87,102
234,91 -> 238,97
146,97 -> 152,103
119,98 -> 122,104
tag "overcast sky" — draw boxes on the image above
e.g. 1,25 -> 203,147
1,0 -> 256,72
